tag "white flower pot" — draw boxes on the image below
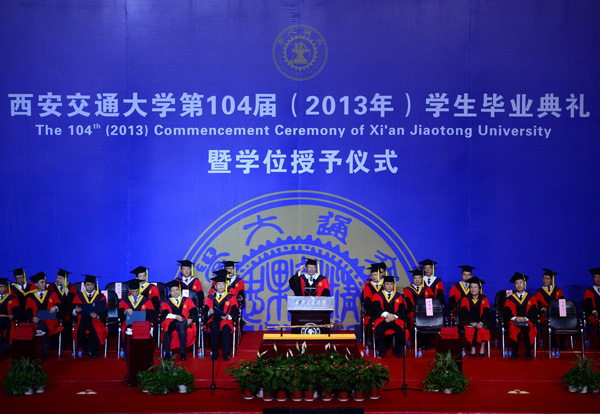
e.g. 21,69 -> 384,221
178,385 -> 187,393
443,388 -> 453,394
24,388 -> 34,395
36,385 -> 46,393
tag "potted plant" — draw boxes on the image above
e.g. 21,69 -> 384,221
3,357 -> 49,395
368,361 -> 390,399
173,366 -> 195,393
137,356 -> 195,395
225,360 -> 258,399
424,351 -> 469,394
562,355 -> 600,393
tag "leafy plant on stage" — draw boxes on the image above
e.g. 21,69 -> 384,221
3,357 -> 49,395
225,359 -> 260,393
561,355 -> 600,393
137,356 -> 195,394
423,351 -> 469,393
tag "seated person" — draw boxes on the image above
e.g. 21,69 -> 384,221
535,268 -> 566,350
72,275 -> 108,358
419,259 -> 445,307
48,268 -> 77,349
24,272 -> 63,359
402,269 -> 434,349
176,260 -> 204,305
202,270 -> 239,361
0,277 -> 21,355
118,279 -> 156,360
131,266 -> 161,311
503,272 -> 538,360
448,265 -> 476,322
371,275 -> 408,358
9,267 -> 35,321
289,257 -> 330,297
209,260 -> 244,308
459,276 -> 490,357
160,280 -> 198,361
361,264 -> 384,331
583,267 -> 600,340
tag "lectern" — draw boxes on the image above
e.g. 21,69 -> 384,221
287,296 -> 334,334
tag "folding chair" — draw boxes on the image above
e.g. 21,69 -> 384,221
414,298 -> 445,357
547,299 -> 584,357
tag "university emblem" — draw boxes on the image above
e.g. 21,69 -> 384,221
273,25 -> 328,81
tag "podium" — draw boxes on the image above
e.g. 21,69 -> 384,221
287,296 -> 334,334
125,323 -> 155,386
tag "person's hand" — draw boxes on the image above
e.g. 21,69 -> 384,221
90,312 -> 98,319
477,322 -> 483,329
176,315 -> 184,322
32,317 -> 39,323
221,316 -> 227,320
75,306 -> 82,313
470,322 -> 478,327
516,316 -> 525,323
208,309 -> 214,316
126,309 -> 133,315
540,307 -> 547,313
237,295 -> 243,302
49,306 -> 57,313
187,318 -> 192,326
299,265 -> 306,273
388,314 -> 397,321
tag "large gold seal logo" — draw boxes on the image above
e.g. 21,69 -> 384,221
181,191 -> 417,331
273,25 -> 328,81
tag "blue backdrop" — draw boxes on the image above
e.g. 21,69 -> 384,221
1,0 -> 598,329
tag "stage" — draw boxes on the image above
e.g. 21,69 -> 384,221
1,331 -> 598,414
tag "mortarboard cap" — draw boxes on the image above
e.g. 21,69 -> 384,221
83,275 -> 100,285
303,257 -> 320,266
57,268 -> 72,277
458,265 -> 476,272
127,279 -> 140,290
177,260 -> 194,267
382,275 -> 397,284
588,267 -> 600,276
221,260 -> 239,267
419,259 -> 437,266
465,276 -> 485,285
166,280 -> 180,290
376,262 -> 388,270
30,272 -> 47,284
408,269 -> 424,276
211,269 -> 228,283
0,278 -> 10,286
368,264 -> 381,272
130,266 -> 148,275
9,267 -> 26,277
542,268 -> 558,277
509,272 -> 528,283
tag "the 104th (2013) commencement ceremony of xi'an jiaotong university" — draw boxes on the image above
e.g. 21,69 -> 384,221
1,1 -> 599,414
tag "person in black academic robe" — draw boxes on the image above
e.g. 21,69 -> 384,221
160,280 -> 198,361
419,258 -> 445,307
202,270 -> 239,361
72,275 -> 108,358
503,272 -> 538,360
175,259 -> 205,305
448,265 -> 476,323
289,257 -> 331,297
459,277 -> 491,357
48,268 -> 78,350
361,264 -> 384,331
371,275 -> 408,358
535,268 -> 566,350
0,278 -> 21,355
118,279 -> 156,360
9,267 -> 35,322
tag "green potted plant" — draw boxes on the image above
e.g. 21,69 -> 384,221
173,366 -> 195,393
137,356 -> 195,395
562,355 -> 600,393
3,357 -> 49,395
424,351 -> 470,394
225,360 -> 259,399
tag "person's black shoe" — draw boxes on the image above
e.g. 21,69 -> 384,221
510,352 -> 518,360
525,353 -> 532,360
180,354 -> 187,361
559,345 -> 567,351
479,353 -> 486,357
121,355 -> 127,361
393,351 -> 403,358
421,342 -> 430,350
211,352 -> 218,361
378,349 -> 387,358
223,354 -> 230,361
163,351 -> 172,360
470,353 -> 476,358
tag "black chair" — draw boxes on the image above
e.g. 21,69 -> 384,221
414,298 -> 445,357
494,289 -> 511,353
547,299 -> 584,357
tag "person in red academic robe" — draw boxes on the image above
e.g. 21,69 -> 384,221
361,264 -> 384,332
448,265 -> 476,323
48,268 -> 78,350
160,280 -> 198,361
72,275 -> 108,358
0,278 -> 21,355
8,267 -> 35,321
459,277 -> 491,357
419,258 -> 445,307
371,275 -> 408,358
582,267 -> 600,340
118,279 -> 156,360
24,272 -> 63,358
503,272 -> 538,360
289,257 -> 331,297
209,260 -> 245,306
535,268 -> 566,350
203,270 -> 239,361
403,269 -> 434,349
175,259 -> 205,305
131,266 -> 161,311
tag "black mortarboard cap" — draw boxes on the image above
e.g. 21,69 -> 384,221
588,267 -> 600,276
83,275 -> 100,284
127,279 -> 140,290
368,264 -> 381,272
57,268 -> 72,277
382,275 -> 397,283
408,269 -> 424,276
166,280 -> 180,290
542,268 -> 558,277
9,267 -> 26,277
509,272 -> 528,283
221,260 -> 239,267
465,276 -> 485,285
303,257 -> 320,266
419,259 -> 437,266
458,265 -> 476,272
0,278 -> 10,286
211,269 -> 228,283
377,262 -> 388,270
130,266 -> 148,275
30,272 -> 46,284
177,260 -> 194,267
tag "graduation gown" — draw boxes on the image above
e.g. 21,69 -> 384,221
448,282 -> 470,315
289,273 -> 331,297
459,295 -> 491,343
535,286 -> 565,325
138,282 -> 162,312
24,290 -> 63,335
361,280 -> 383,326
503,292 -> 538,345
202,292 -> 239,332
72,291 -> 109,347
371,290 -> 409,343
118,295 -> 155,339
160,297 -> 198,349
209,276 -> 245,303
10,282 -> 35,320
423,276 -> 445,305
48,282 -> 77,323
583,286 -> 600,329
0,293 -> 21,344
402,284 -> 434,322
176,276 -> 205,304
